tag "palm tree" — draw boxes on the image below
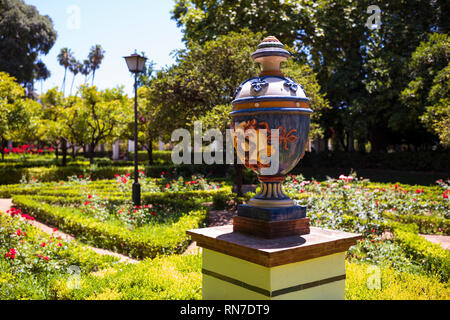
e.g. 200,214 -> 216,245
88,44 -> 105,85
68,58 -> 82,96
57,48 -> 74,95
34,60 -> 51,95
80,59 -> 91,84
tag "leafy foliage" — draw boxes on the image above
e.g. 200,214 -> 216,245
0,0 -> 56,88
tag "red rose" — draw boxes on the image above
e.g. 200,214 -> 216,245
41,242 -> 46,247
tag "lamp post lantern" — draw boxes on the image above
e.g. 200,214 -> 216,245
124,51 -> 147,206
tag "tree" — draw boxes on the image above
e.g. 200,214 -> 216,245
88,45 -> 105,85
39,87 -> 67,164
74,85 -> 130,164
57,48 -> 74,95
0,0 -> 57,89
0,72 -> 36,160
421,65 -> 450,147
401,33 -> 450,147
171,0 -> 307,46
68,58 -> 82,96
80,59 -> 91,84
171,0 -> 450,151
34,60 -> 51,95
134,86 -> 160,165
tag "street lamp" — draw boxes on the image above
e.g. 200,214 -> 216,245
124,51 -> 147,206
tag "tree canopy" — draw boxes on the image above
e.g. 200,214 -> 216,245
401,33 -> 450,147
0,0 -> 57,90
172,0 -> 450,151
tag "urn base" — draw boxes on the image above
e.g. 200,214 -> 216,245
234,204 -> 310,239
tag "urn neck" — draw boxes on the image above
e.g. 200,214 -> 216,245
251,36 -> 290,77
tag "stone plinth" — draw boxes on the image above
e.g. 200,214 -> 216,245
234,204 -> 310,238
187,225 -> 361,300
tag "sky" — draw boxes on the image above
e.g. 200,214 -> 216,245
25,0 -> 185,96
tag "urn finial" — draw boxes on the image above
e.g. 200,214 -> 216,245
251,36 -> 291,77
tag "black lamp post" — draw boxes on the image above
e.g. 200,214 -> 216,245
124,51 -> 147,206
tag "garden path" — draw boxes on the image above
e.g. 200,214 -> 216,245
0,198 -> 139,264
420,234 -> 450,251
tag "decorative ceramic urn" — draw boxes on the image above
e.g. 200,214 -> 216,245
230,36 -> 313,238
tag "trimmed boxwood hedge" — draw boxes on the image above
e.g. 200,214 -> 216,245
391,223 -> 450,282
12,196 -> 207,259
0,163 -> 237,185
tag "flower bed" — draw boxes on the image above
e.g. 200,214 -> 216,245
0,210 -> 119,299
0,209 -> 204,300
283,174 -> 450,282
12,196 -> 207,259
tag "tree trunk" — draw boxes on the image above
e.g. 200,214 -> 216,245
89,143 -> 96,165
347,133 -> 355,152
92,70 -> 96,86
72,143 -> 76,159
1,138 -> 5,161
61,138 -> 67,166
233,162 -> 243,197
357,139 -> 366,153
147,142 -> 154,165
55,142 -> 59,160
368,125 -> 388,152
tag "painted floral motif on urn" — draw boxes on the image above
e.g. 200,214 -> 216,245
230,36 -> 313,238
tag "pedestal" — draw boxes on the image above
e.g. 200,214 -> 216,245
187,225 -> 361,300
234,204 -> 309,238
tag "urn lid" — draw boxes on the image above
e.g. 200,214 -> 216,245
231,36 -> 312,112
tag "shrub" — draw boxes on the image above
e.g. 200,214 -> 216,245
51,254 -> 202,300
345,261 -> 450,300
0,210 -> 119,299
12,196 -> 207,259
392,223 -> 450,282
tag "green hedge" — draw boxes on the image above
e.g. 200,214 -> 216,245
0,163 -> 238,185
12,196 -> 207,259
392,223 -> 450,282
383,211 -> 450,235
299,151 -> 450,172
345,261 -> 450,300
51,253 -> 202,300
